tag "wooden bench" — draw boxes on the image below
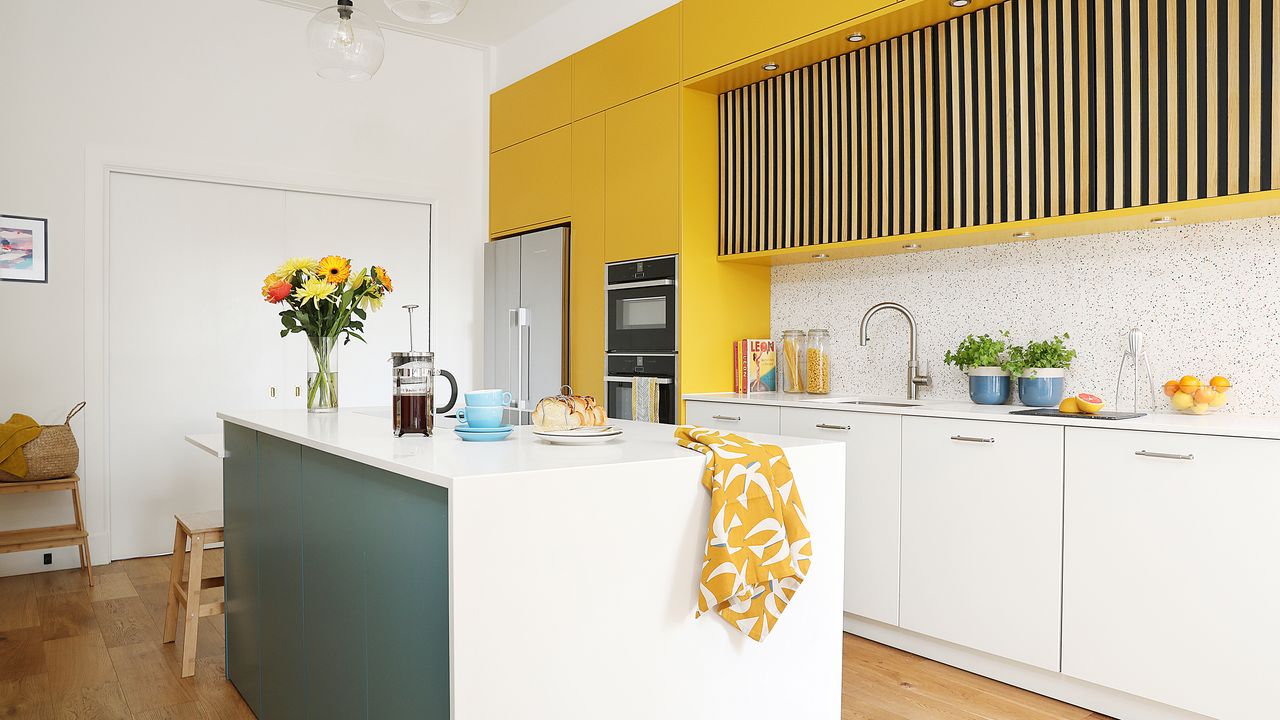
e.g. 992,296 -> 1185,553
0,474 -> 93,586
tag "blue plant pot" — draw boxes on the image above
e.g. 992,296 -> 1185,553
968,373 -> 1010,405
1017,373 -> 1066,407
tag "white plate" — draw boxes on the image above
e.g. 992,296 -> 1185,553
532,427 -> 623,445
532,425 -> 620,437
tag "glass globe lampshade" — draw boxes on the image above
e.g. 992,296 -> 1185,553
307,1 -> 385,81
383,0 -> 469,24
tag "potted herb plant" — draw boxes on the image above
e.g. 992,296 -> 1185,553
943,332 -> 1011,405
1003,333 -> 1077,407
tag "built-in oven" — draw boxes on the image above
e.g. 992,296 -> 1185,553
605,353 -> 677,425
606,255 -> 677,354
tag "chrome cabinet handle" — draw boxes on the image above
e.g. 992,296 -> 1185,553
951,435 -> 995,443
294,386 -> 301,397
1136,450 -> 1195,461
712,415 -> 741,421
816,423 -> 852,431
269,386 -> 276,398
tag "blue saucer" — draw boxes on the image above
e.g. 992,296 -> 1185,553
454,424 -> 514,442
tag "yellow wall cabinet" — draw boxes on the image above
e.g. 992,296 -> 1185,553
603,86 -> 681,263
572,6 -> 681,121
682,0 -> 899,79
489,126 -> 573,236
568,115 -> 607,400
489,58 -> 573,152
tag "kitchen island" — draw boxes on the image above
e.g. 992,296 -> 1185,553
217,408 -> 845,720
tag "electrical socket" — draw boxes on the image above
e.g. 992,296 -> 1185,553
43,553 -> 52,565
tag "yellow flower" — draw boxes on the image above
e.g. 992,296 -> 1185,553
276,257 -> 319,278
374,266 -> 394,292
318,255 -> 351,285
359,293 -> 384,312
294,278 -> 338,307
350,268 -> 368,289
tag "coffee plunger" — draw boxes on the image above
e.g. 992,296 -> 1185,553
391,304 -> 458,437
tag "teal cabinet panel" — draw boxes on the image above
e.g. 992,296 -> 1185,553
365,472 -> 450,720
222,423 -> 263,717
301,448 -> 369,720
257,434 -> 306,720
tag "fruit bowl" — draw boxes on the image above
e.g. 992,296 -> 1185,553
1163,375 -> 1232,415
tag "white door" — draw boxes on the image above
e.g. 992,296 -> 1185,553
1062,427 -> 1280,720
899,417 -> 1064,671
108,174 -> 432,558
779,407 -> 901,625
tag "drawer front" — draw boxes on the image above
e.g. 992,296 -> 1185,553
684,401 -> 780,436
781,407 -> 901,625
900,417 -> 1064,671
1062,427 -> 1280,720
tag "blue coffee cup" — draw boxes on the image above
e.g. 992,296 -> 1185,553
457,405 -> 505,429
464,389 -> 512,407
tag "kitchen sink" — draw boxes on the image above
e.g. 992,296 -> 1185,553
801,397 -> 921,408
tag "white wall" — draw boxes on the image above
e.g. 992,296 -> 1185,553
772,217 -> 1280,415
492,0 -> 680,88
0,0 -> 486,574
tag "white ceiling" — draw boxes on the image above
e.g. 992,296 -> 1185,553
263,0 -> 577,47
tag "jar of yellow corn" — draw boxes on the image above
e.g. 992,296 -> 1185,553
780,330 -> 806,393
805,329 -> 830,394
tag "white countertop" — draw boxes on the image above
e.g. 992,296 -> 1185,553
216,408 -> 827,489
683,391 -> 1280,441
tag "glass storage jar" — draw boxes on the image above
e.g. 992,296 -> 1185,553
780,330 -> 807,393
805,329 -> 831,395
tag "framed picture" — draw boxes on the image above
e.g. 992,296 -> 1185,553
0,215 -> 48,283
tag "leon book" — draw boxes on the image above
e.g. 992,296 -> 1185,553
742,339 -> 777,394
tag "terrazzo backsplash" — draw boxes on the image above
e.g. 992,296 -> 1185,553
771,216 -> 1280,415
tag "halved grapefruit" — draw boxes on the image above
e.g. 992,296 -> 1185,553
1057,396 -> 1080,414
1076,393 -> 1105,414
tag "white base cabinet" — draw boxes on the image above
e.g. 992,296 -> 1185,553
683,400 -> 780,435
780,407 -> 901,625
1062,427 -> 1280,720
899,416 -> 1064,671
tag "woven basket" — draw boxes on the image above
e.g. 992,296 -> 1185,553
0,402 -> 85,482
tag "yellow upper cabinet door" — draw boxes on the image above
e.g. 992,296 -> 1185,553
490,126 -> 573,236
572,5 -> 681,121
568,115 -> 607,399
682,0 -> 900,79
604,86 -> 680,263
490,57 -> 573,152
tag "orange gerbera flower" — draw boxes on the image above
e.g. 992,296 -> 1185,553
318,255 -> 351,285
374,265 -> 394,292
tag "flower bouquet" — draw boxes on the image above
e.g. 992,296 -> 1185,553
262,256 -> 394,412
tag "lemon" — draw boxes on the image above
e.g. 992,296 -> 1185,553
1209,391 -> 1229,408
1190,402 -> 1210,415
1058,396 -> 1080,413
1170,391 -> 1194,411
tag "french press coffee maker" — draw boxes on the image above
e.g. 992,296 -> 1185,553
391,305 -> 458,437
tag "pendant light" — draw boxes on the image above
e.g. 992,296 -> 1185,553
307,0 -> 385,81
383,0 -> 469,24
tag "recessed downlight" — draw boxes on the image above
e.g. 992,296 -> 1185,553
847,31 -> 866,42
1012,231 -> 1035,239
1150,216 -> 1176,225
811,252 -> 830,260
949,0 -> 972,6
762,62 -> 780,71
902,243 -> 921,250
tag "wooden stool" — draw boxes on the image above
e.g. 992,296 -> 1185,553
162,510 -> 225,677
0,474 -> 93,586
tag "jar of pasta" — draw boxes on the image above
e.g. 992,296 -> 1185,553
780,330 -> 806,394
805,329 -> 831,395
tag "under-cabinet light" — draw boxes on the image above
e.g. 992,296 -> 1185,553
762,62 -> 780,71
1012,231 -> 1035,238
1150,216 -> 1176,225
847,32 -> 866,42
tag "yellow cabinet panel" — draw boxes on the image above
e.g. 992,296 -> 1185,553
568,115 -> 606,400
572,5 -> 681,120
489,126 -> 572,236
682,0 -> 899,78
490,58 -> 573,152
604,86 -> 680,263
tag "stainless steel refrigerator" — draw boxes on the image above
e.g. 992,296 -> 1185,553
483,226 -> 568,424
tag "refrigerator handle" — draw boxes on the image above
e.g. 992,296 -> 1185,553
511,308 -> 529,409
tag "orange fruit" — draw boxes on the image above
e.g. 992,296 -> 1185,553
1193,387 -> 1214,404
1076,393 -> 1105,413
1162,380 -> 1180,397
1178,375 -> 1202,395
1209,376 -> 1231,391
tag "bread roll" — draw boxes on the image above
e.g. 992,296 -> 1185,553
533,394 -> 606,430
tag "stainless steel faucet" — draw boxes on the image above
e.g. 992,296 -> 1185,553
859,302 -> 932,400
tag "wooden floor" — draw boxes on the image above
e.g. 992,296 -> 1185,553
2,553 -> 1110,719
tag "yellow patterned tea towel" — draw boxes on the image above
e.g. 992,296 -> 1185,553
631,376 -> 659,423
0,414 -> 42,479
675,425 -> 812,641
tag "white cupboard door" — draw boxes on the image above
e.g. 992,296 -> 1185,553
683,401 -> 780,435
899,417 -> 1064,671
1062,427 -> 1280,720
283,192 -> 434,408
109,174 -> 286,559
780,408 -> 900,625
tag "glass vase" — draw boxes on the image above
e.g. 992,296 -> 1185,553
307,336 -> 340,413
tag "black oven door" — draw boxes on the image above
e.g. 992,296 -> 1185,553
606,282 -> 676,353
605,354 -> 676,424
